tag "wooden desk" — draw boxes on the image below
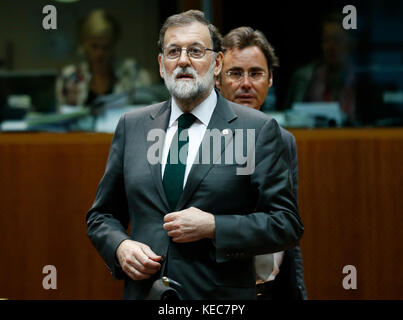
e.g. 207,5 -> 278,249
290,128 -> 403,299
0,133 -> 119,299
0,128 -> 402,299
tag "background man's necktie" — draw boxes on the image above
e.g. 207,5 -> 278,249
163,113 -> 196,211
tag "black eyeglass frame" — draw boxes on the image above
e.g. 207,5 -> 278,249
162,45 -> 216,60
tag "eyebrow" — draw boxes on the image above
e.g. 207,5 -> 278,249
227,66 -> 266,72
166,41 -> 205,48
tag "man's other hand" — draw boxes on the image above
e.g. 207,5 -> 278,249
163,207 -> 216,243
116,239 -> 161,280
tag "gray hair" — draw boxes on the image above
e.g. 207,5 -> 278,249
158,10 -> 222,53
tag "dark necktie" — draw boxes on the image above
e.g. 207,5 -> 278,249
163,113 -> 196,211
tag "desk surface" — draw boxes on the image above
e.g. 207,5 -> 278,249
1,127 -> 402,141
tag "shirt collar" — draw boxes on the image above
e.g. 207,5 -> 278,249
169,89 -> 217,128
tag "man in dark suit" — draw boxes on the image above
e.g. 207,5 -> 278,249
216,26 -> 308,299
86,10 -> 303,300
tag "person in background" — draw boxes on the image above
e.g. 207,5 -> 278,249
216,26 -> 307,300
55,9 -> 151,108
284,13 -> 356,124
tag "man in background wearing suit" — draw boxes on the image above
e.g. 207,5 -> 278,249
86,10 -> 303,300
216,26 -> 307,300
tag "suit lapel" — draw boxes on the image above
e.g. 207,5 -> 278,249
143,101 -> 171,212
176,92 -> 238,211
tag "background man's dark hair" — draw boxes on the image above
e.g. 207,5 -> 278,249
158,10 -> 222,53
222,26 -> 279,72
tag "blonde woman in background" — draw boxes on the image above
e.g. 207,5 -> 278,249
56,9 -> 151,108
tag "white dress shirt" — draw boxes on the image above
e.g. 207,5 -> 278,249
161,89 -> 217,188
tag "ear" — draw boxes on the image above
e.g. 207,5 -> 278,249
215,75 -> 221,90
158,54 -> 165,79
268,70 -> 273,89
213,51 -> 223,77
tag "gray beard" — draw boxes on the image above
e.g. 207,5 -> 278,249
162,59 -> 216,103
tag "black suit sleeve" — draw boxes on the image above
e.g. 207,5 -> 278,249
86,114 -> 131,279
289,133 -> 298,200
288,134 -> 309,299
214,118 -> 304,262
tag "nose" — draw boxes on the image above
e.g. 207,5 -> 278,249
177,49 -> 191,67
240,74 -> 252,89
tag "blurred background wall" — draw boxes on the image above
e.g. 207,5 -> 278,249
0,0 -> 402,112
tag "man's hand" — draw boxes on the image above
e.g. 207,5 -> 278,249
163,207 -> 215,243
116,239 -> 161,280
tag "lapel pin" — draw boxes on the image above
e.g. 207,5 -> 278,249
222,129 -> 230,135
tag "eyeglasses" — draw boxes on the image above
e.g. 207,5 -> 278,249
163,44 -> 215,60
225,70 -> 267,82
